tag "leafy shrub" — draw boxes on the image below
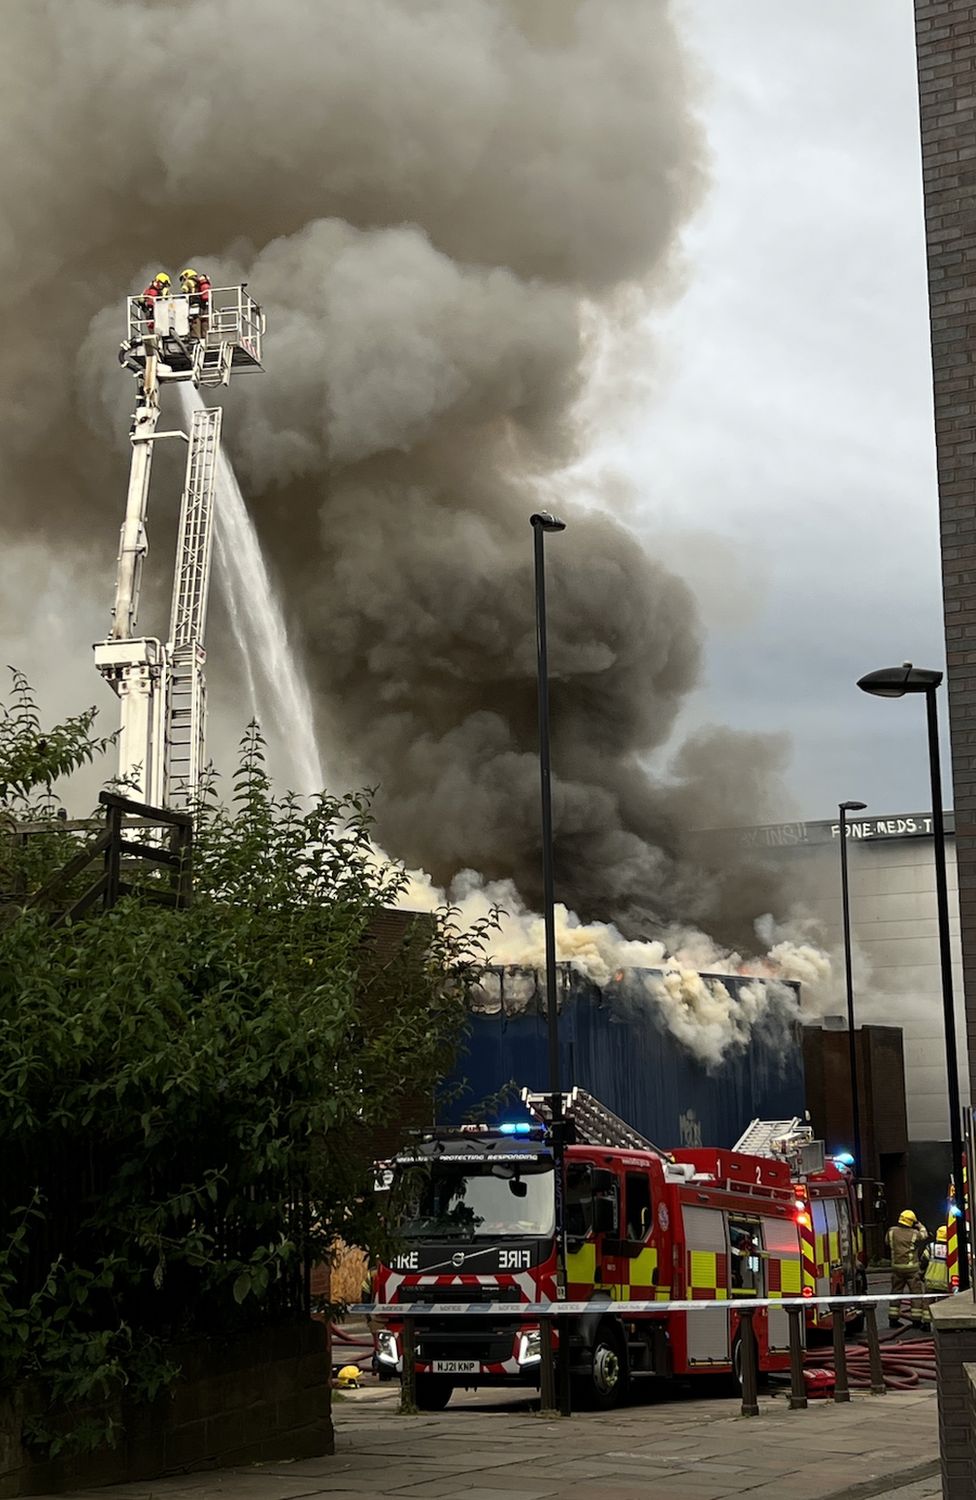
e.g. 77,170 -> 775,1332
0,678 -> 491,1453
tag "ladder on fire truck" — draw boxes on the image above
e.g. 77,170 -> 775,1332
735,1118 -> 825,1174
166,405 -> 222,801
94,285 -> 265,808
522,1087 -> 668,1156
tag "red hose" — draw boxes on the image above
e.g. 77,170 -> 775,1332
805,1335 -> 936,1391
330,1323 -> 376,1371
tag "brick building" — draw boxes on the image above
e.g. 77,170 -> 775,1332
915,3 -> 976,1101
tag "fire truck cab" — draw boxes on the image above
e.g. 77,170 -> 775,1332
373,1091 -> 805,1409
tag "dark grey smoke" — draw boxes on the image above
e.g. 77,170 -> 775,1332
1,0 -> 789,942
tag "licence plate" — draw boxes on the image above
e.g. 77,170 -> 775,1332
431,1360 -> 479,1374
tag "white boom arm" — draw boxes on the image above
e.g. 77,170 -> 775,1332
95,287 -> 264,806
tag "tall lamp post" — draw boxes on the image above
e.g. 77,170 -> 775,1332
530,511 -> 571,1410
858,662 -> 970,1290
838,799 -> 867,1187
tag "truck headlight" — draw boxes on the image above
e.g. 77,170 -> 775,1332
518,1330 -> 541,1366
376,1330 -> 400,1366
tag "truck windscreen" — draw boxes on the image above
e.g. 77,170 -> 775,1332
400,1161 -> 555,1240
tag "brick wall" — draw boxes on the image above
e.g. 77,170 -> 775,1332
934,1294 -> 976,1496
916,1 -> 976,1087
0,1320 -> 332,1499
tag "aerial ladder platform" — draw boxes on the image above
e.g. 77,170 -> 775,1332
734,1117 -> 826,1175
94,283 -> 265,807
522,1087 -> 668,1155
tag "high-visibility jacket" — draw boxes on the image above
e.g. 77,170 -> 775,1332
924,1240 -> 948,1294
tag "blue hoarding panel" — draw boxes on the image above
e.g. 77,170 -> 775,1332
442,967 -> 804,1149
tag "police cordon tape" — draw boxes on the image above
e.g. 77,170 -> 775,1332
352,1291 -> 948,1317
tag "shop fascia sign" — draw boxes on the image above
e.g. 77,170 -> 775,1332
728,811 -> 954,850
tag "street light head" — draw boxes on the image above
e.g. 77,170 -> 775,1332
839,800 -> 867,813
857,663 -> 944,698
530,512 -> 567,533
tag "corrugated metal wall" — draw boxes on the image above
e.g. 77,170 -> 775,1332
443,967 -> 804,1149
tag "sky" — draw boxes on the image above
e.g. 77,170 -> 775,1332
621,0 -> 946,822
3,0 -> 947,831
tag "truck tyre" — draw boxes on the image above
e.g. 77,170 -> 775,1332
574,1320 -> 628,1410
414,1375 -> 453,1411
731,1332 -> 766,1396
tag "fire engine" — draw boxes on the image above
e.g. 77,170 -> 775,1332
373,1090 -> 808,1410
735,1118 -> 866,1330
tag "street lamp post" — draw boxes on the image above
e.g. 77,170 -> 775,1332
858,662 -> 970,1290
530,510 -> 571,1411
838,800 -> 867,1186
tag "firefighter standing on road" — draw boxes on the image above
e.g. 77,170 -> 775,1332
919,1224 -> 949,1327
887,1209 -> 929,1327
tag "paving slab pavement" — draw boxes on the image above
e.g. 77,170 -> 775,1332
38,1381 -> 939,1500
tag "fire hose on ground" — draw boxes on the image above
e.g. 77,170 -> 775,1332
329,1322 -> 375,1374
803,1332 -> 937,1394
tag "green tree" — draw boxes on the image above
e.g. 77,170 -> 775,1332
0,678 -> 491,1454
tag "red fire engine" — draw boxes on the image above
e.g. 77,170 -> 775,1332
373,1090 -> 809,1410
735,1119 -> 866,1330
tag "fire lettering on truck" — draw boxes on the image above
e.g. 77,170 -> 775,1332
392,1251 -> 418,1270
499,1249 -> 531,1269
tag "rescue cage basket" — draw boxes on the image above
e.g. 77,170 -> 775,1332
125,285 -> 265,370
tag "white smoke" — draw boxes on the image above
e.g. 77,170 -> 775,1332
401,864 -> 832,1068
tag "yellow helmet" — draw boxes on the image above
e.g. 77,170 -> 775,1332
937,1225 -> 948,1243
898,1209 -> 917,1226
180,267 -> 198,280
154,272 -> 170,286
336,1364 -> 360,1388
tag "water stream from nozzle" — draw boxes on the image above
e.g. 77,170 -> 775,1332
179,385 -> 324,796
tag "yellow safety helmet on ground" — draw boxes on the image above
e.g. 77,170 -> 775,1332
154,271 -> 170,286
898,1209 -> 918,1226
180,267 -> 198,281
336,1365 -> 360,1389
937,1225 -> 948,1243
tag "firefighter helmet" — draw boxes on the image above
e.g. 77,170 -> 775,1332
937,1225 -> 948,1243
898,1209 -> 918,1227
153,272 -> 170,287
180,267 -> 198,281
336,1364 -> 360,1388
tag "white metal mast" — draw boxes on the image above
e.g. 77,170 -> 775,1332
94,284 -> 265,807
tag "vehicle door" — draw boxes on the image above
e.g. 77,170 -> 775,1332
836,1197 -> 855,1291
609,1170 -> 658,1304
565,1161 -> 621,1301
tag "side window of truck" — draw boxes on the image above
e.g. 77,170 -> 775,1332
566,1163 -> 594,1241
625,1172 -> 652,1243
728,1215 -> 762,1294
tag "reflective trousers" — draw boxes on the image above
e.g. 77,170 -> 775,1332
889,1265 -> 924,1321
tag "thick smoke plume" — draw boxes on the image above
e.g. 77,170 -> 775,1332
2,0 -> 791,944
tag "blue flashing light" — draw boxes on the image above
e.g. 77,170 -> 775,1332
833,1152 -> 855,1167
950,1203 -> 963,1219
498,1121 -> 532,1135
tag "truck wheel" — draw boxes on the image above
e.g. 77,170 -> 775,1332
731,1333 -> 767,1396
414,1376 -> 453,1411
575,1321 -> 628,1410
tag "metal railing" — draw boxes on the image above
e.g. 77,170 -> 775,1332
125,287 -> 264,368
353,1291 -> 947,1418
